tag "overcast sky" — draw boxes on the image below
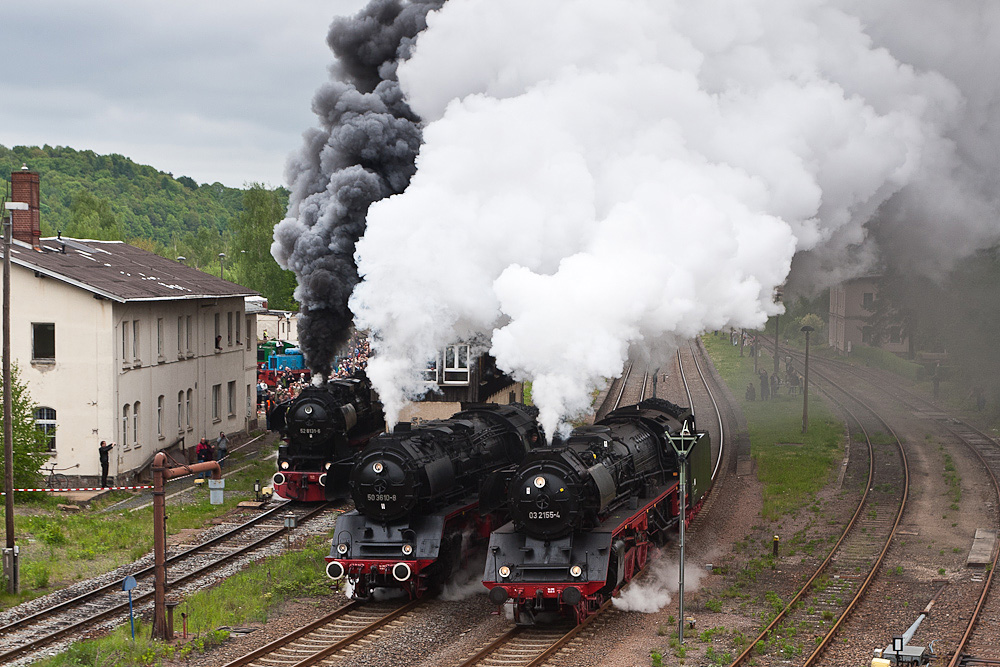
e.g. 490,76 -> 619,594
0,0 -> 369,188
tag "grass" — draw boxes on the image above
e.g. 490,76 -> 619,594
848,345 -> 925,381
0,443 -> 277,610
702,333 -> 844,519
32,534 -> 337,667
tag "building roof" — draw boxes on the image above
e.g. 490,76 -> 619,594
3,236 -> 259,303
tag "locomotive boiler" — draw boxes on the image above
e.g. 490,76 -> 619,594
482,398 -> 711,624
326,403 -> 543,599
269,373 -> 385,502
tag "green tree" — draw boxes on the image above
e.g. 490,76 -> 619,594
0,363 -> 50,488
231,184 -> 297,309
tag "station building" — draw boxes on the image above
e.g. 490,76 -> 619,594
1,167 -> 258,485
828,276 -> 909,356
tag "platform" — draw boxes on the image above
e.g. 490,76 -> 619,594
967,528 -> 997,567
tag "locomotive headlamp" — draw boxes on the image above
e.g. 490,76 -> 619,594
280,461 -> 290,470
304,405 -> 314,415
570,564 -> 583,578
533,476 -> 546,489
373,462 -> 384,474
402,544 -> 414,556
337,542 -> 349,555
324,462 -> 332,470
498,565 -> 511,578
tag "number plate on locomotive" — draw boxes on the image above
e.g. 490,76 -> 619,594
368,493 -> 397,502
528,511 -> 560,519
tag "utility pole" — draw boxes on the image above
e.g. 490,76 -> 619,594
801,325 -> 814,433
3,200 -> 28,593
666,422 -> 704,644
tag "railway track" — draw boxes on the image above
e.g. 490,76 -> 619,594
728,345 -> 909,666
220,598 -> 422,667
0,501 -> 342,666
453,602 -> 611,667
808,358 -> 1000,664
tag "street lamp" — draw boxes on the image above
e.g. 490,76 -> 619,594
3,200 -> 29,593
666,422 -> 704,644
218,252 -> 225,279
800,325 -> 815,433
773,288 -> 783,377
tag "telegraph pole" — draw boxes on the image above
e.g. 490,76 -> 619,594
3,200 -> 29,593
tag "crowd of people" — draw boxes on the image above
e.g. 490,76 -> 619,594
257,330 -> 372,410
330,332 -> 371,379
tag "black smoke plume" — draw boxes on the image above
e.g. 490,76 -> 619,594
272,0 -> 444,378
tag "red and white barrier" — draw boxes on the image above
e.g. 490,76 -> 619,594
1,485 -> 154,494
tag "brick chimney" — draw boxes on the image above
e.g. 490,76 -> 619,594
10,164 -> 41,249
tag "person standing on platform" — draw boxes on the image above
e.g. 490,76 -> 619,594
216,431 -> 229,469
99,440 -> 114,488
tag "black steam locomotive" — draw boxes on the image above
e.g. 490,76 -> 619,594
325,403 -> 544,599
269,374 -> 385,502
482,398 -> 712,624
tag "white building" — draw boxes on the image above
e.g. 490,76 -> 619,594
1,230 -> 258,484
256,309 -> 299,344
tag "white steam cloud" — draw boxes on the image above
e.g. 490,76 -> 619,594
612,550 -> 708,613
349,0 -> 1000,433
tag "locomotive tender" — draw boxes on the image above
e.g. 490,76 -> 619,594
325,403 -> 544,599
482,397 -> 711,624
269,374 -> 385,502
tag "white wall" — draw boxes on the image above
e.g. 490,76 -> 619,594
1,262 -> 256,481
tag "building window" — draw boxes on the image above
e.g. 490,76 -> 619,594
246,316 -> 253,350
186,316 -> 192,354
177,317 -> 184,356
122,404 -> 130,448
122,321 -> 129,361
177,391 -> 184,431
132,320 -> 141,362
186,389 -> 193,429
422,356 -> 440,383
236,313 -> 241,345
31,322 -> 55,361
227,311 -> 233,346
246,384 -> 252,418
212,384 -> 221,421
215,313 -> 220,340
34,407 -> 56,451
227,381 -> 236,416
862,292 -> 874,310
443,344 -> 471,384
157,318 -> 164,360
157,395 -> 164,438
132,401 -> 140,448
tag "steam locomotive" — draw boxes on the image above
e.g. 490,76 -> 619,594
269,374 -> 385,502
325,403 -> 544,599
482,398 -> 711,624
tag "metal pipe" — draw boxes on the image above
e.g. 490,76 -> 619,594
152,452 -> 221,639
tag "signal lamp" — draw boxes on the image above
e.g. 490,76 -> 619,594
337,542 -> 349,555
373,462 -> 384,474
402,544 -> 414,556
570,565 -> 583,578
533,476 -> 546,488
498,565 -> 511,578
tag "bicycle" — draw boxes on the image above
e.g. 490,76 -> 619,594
42,462 -> 78,490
